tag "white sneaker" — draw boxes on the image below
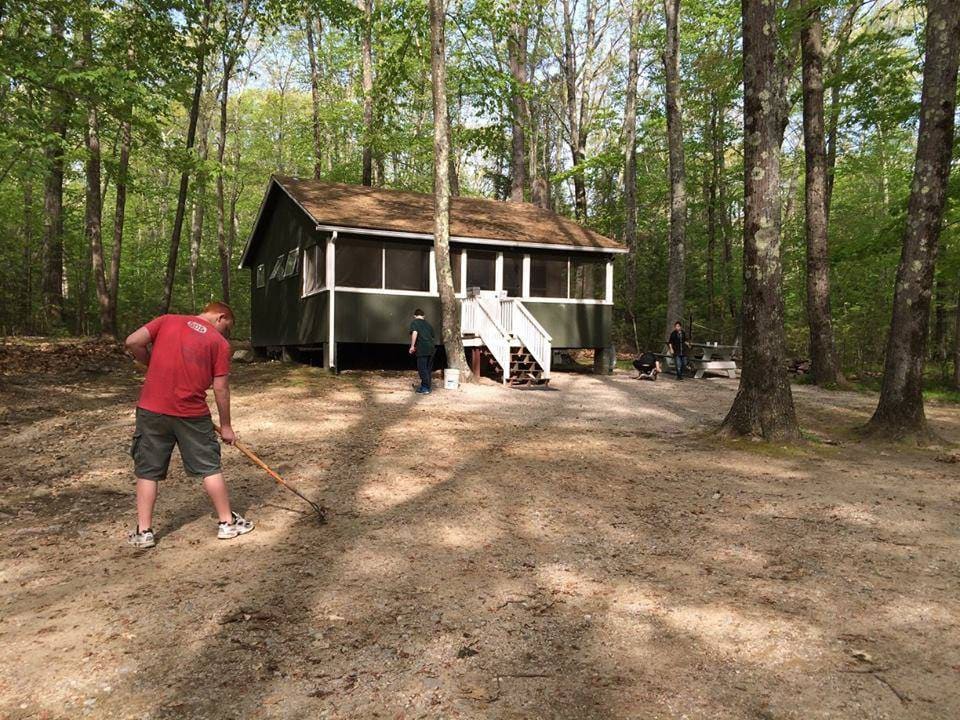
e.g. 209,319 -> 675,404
129,527 -> 156,548
218,512 -> 255,539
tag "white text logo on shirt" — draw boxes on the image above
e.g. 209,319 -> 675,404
187,320 -> 208,334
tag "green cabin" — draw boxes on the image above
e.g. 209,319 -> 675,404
239,177 -> 627,383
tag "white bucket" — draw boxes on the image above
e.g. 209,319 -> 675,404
443,368 -> 460,390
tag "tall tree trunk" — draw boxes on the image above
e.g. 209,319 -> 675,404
865,0 -> 960,439
447,111 -> 460,197
801,0 -> 841,385
507,4 -> 527,202
41,94 -> 68,327
22,181 -> 35,333
160,0 -> 211,314
718,109 -> 737,330
623,0 -> 641,327
83,23 -> 111,338
359,0 -> 375,186
108,108 -> 131,336
216,66 -> 233,303
305,11 -> 324,179
189,108 -> 212,311
663,0 -> 686,341
429,0 -> 471,381
705,103 -> 719,329
954,277 -> 960,390
934,277 -> 946,377
719,0 -> 800,441
561,0 -> 587,221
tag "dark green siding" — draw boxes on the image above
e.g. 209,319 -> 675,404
334,292 -> 443,344
522,302 -> 611,349
248,190 -> 327,347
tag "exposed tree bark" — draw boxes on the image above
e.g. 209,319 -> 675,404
507,2 -> 528,202
305,11 -> 324,179
622,0 -> 641,327
189,102 -> 212,311
429,0 -> 471,381
359,0 -> 375,186
83,22 -> 112,338
934,277 -> 946,377
41,17 -> 69,331
561,0 -> 588,220
954,277 -> 960,390
865,0 -> 960,439
705,103 -> 719,329
719,0 -> 800,441
22,181 -> 35,333
108,105 -> 131,335
663,0 -> 686,341
215,0 -> 252,305
160,0 -> 211,314
800,0 -> 841,385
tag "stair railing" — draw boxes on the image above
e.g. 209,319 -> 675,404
501,299 -> 552,379
461,296 -> 511,383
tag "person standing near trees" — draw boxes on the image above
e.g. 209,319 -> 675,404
408,308 -> 437,394
668,320 -> 690,380
124,301 -> 254,548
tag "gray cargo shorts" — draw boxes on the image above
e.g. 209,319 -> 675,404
131,407 -> 222,480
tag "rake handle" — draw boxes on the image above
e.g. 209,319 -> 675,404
212,424 -> 327,521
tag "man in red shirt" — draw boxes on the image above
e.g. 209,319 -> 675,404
124,301 -> 253,548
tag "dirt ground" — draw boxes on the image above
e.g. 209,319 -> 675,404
1,339 -> 958,720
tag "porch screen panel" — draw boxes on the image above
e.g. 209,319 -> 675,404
336,237 -> 382,288
385,242 -> 430,291
530,254 -> 568,298
450,248 -> 463,293
570,256 -> 606,300
466,249 -> 496,291
502,252 -> 523,297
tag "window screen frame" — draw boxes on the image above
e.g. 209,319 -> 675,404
301,242 -> 325,297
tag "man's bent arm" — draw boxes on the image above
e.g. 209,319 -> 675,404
125,327 -> 152,366
409,330 -> 418,354
213,375 -> 234,443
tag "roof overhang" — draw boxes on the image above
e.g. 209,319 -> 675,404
239,178 -> 629,269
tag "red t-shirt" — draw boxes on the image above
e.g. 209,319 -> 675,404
137,315 -> 231,417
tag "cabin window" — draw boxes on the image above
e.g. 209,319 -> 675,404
302,243 -> 324,296
530,254 -> 568,298
502,252 -> 523,297
269,254 -> 285,280
336,237 -> 382,288
570,256 -> 606,300
385,243 -> 430,292
256,264 -> 265,288
466,249 -> 496,291
282,249 -> 299,278
450,248 -> 463,293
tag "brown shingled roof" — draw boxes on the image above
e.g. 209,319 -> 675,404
270,176 -> 625,252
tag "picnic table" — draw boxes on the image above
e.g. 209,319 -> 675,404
655,342 -> 741,379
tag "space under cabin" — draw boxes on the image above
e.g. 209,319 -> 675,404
238,176 -> 627,384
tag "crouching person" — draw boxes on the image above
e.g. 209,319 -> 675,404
124,301 -> 254,548
632,351 -> 661,381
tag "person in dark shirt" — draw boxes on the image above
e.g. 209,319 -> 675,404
408,309 -> 436,394
668,320 -> 689,380
632,351 -> 661,380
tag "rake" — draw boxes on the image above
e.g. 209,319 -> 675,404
214,425 -> 327,524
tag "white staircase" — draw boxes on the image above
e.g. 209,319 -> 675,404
460,290 -> 552,386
